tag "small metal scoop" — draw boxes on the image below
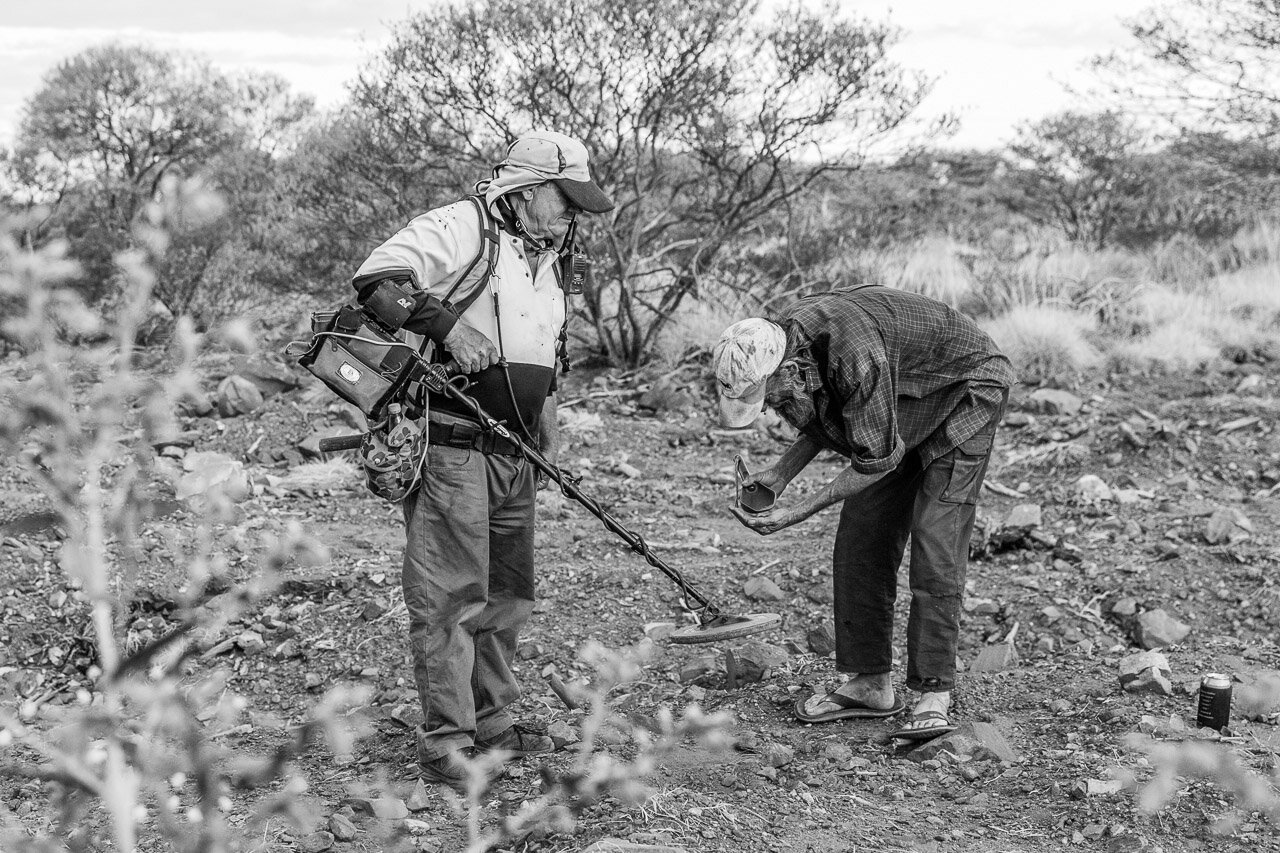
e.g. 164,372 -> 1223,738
734,454 -> 777,514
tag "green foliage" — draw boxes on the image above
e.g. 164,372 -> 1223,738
1115,132 -> 1280,248
1007,110 -> 1147,250
4,43 -> 313,323
453,641 -> 731,852
279,110 -> 472,294
1132,736 -> 1280,829
0,212 -> 360,852
291,0 -> 936,365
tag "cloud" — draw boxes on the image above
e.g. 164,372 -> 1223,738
0,1 -> 428,37
0,0 -> 1157,150
0,25 -> 379,141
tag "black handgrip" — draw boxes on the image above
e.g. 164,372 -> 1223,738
319,434 -> 364,452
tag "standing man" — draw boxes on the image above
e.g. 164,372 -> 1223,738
712,286 -> 1014,740
352,131 -> 613,785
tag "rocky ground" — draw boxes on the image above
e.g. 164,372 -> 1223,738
1,349 -> 1279,853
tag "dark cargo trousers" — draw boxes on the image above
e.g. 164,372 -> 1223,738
832,411 -> 1002,693
401,435 -> 536,762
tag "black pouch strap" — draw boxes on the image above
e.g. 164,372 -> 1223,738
427,421 -> 522,457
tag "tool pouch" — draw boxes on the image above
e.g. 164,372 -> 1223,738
360,409 -> 427,502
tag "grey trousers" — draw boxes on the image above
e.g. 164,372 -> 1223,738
401,432 -> 536,761
832,413 -> 1001,693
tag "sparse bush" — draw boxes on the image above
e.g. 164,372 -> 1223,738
1107,276 -> 1280,371
982,305 -> 1100,383
6,43 -> 313,323
452,641 -> 731,852
1132,737 -> 1280,830
1007,110 -> 1147,250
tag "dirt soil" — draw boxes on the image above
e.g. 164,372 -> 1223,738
2,354 -> 1279,853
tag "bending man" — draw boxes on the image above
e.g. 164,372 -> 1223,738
712,285 -> 1014,740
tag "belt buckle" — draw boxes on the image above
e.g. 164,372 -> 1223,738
447,423 -> 477,449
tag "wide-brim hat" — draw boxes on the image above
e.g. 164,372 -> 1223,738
499,131 -> 614,213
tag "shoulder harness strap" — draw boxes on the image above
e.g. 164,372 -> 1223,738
440,195 -> 502,316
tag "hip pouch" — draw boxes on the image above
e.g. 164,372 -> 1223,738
293,305 -> 419,418
285,299 -> 430,501
360,406 -> 427,502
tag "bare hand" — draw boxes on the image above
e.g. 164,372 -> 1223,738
537,444 -> 559,491
730,503 -> 808,536
742,467 -> 787,497
442,323 -> 498,374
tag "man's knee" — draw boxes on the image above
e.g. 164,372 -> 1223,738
404,570 -> 487,621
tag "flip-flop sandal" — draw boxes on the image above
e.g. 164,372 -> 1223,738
890,710 -> 956,741
793,691 -> 908,723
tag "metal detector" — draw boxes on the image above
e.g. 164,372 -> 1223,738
319,362 -> 780,645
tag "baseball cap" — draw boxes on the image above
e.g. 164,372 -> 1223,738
500,131 -> 614,213
711,318 -> 787,428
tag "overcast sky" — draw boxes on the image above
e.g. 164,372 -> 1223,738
0,0 -> 1151,150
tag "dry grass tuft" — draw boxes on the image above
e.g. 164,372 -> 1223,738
1219,220 -> 1280,271
1108,277 -> 1280,371
1212,263 -> 1280,325
277,458 -> 360,492
976,246 -> 1148,317
876,236 -> 975,307
652,290 -> 759,367
1109,322 -> 1222,373
982,305 -> 1100,382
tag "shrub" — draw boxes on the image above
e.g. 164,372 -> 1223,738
1107,279 -> 1280,370
1217,220 -> 1280,271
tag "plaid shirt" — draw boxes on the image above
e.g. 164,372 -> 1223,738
780,286 -> 1015,473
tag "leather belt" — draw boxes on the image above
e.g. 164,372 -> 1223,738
427,420 -> 523,457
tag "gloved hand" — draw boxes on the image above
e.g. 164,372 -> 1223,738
443,323 -> 498,374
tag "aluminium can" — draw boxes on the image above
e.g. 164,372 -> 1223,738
1195,673 -> 1232,730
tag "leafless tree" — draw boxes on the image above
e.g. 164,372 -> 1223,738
1096,0 -> 1280,138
